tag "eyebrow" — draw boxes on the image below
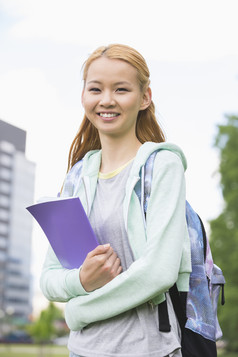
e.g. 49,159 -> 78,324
87,80 -> 132,86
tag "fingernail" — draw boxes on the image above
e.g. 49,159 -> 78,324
103,243 -> 110,248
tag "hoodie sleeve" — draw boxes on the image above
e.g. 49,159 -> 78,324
40,246 -> 89,301
64,150 -> 191,331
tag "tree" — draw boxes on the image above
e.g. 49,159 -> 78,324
28,302 -> 67,344
210,115 -> 238,351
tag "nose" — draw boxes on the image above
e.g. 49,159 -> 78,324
99,90 -> 115,107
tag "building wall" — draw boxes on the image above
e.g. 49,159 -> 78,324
0,141 -> 13,313
0,121 -> 35,320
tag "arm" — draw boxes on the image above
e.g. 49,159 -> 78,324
40,245 -> 89,302
40,243 -> 122,302
65,151 -> 191,330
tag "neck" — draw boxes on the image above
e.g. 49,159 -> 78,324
99,134 -> 142,173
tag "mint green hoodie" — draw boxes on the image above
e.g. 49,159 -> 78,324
40,142 -> 191,331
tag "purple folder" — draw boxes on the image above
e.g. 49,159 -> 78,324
27,197 -> 98,269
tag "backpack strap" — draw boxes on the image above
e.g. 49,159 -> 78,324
169,284 -> 187,331
197,215 -> 207,262
158,300 -> 171,332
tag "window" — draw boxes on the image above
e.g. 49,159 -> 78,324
0,167 -> 11,181
0,195 -> 10,208
0,141 -> 14,154
0,223 -> 8,235
0,237 -> 7,249
0,251 -> 6,262
0,181 -> 11,194
0,209 -> 8,221
0,154 -> 12,167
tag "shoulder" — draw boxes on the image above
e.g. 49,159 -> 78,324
61,159 -> 83,197
151,150 -> 186,185
154,149 -> 185,170
137,142 -> 187,172
67,159 -> 84,181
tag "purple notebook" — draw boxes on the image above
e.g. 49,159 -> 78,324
27,197 -> 98,269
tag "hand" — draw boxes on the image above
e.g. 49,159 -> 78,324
79,244 -> 122,292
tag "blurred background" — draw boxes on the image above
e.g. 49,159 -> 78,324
0,0 -> 237,355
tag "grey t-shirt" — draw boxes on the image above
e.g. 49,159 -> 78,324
68,162 -> 182,357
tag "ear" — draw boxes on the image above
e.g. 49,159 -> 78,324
140,87 -> 152,111
81,88 -> 85,107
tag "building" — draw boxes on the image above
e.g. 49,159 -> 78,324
0,119 -> 35,321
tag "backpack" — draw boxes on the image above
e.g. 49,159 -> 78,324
135,151 -> 225,357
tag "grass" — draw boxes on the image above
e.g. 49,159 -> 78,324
0,344 -> 68,357
0,344 -> 238,357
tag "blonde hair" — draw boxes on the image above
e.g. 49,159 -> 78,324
67,44 -> 165,171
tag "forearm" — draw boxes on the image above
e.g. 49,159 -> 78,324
40,246 -> 89,302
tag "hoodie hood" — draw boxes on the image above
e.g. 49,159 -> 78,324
81,142 -> 187,178
132,141 -> 187,175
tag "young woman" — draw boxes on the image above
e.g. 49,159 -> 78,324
40,44 -> 191,357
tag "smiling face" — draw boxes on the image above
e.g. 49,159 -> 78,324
82,57 -> 151,141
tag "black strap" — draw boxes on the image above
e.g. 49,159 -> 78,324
158,300 -> 171,332
169,284 -> 187,332
221,284 -> 225,305
197,215 -> 207,262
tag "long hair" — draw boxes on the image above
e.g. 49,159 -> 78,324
67,44 -> 165,171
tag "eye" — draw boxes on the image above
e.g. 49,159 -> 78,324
89,87 -> 101,92
116,88 -> 128,92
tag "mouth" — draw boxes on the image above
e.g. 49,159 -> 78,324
98,112 -> 120,119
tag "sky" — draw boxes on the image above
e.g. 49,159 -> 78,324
0,0 -> 238,315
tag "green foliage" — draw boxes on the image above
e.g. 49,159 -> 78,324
0,344 -> 69,357
210,115 -> 238,352
27,302 -> 66,344
214,115 -> 238,217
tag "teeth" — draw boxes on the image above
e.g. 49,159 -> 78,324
100,113 -> 118,118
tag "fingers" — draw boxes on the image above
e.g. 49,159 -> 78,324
106,251 -> 119,270
101,253 -> 122,279
80,244 -> 122,291
111,257 -> 122,276
87,244 -> 111,259
88,245 -> 115,267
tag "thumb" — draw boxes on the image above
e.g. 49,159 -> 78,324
88,243 -> 111,257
